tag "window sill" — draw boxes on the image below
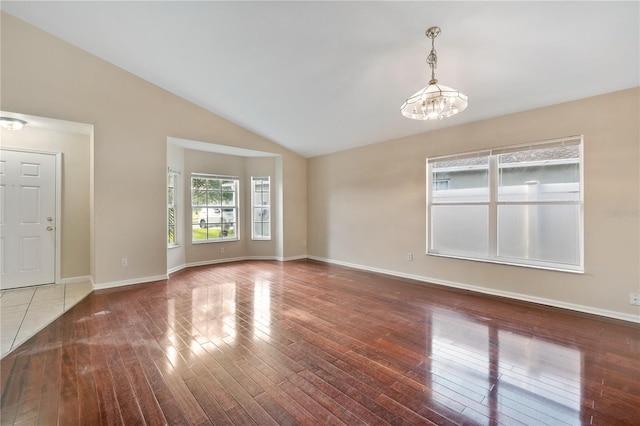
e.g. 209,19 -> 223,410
192,238 -> 239,245
427,252 -> 584,274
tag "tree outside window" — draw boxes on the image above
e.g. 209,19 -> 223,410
168,169 -> 179,247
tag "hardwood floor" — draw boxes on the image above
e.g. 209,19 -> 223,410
1,259 -> 639,425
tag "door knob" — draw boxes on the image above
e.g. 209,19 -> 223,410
47,226 -> 54,231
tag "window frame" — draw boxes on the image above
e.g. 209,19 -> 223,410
251,176 -> 271,241
167,168 -> 180,248
191,173 -> 240,243
426,136 -> 584,273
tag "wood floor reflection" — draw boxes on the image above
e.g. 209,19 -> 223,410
1,260 -> 639,425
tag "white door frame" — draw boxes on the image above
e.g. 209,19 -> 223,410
1,147 -> 62,285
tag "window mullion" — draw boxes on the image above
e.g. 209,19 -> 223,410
253,176 -> 271,240
191,174 -> 239,243
426,161 -> 433,253
488,155 -> 498,258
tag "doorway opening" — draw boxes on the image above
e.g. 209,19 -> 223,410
0,111 -> 94,289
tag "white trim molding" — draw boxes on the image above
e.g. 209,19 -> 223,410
170,255 -> 305,275
59,275 -> 93,286
308,255 -> 640,324
282,254 -> 308,262
167,264 -> 187,276
185,257 -> 248,269
93,274 -> 168,291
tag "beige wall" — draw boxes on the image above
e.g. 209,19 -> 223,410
1,12 -> 308,287
182,150 -> 279,263
0,127 -> 91,280
166,147 -> 280,269
3,12 -> 637,321
309,88 -> 640,320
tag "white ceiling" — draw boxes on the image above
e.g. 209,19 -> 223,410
2,1 -> 638,158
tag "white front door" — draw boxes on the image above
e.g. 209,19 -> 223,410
0,149 -> 57,289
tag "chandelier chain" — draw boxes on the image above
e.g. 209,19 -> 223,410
427,47 -> 437,82
426,26 -> 439,83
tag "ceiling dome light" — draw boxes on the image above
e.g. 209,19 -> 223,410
401,26 -> 468,120
0,117 -> 27,131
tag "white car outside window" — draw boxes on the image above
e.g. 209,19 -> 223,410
198,208 -> 235,228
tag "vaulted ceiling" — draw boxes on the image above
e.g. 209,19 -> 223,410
2,1 -> 638,157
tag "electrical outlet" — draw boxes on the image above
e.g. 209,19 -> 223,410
630,293 -> 640,306
220,246 -> 225,254
121,258 -> 128,267
407,252 -> 413,261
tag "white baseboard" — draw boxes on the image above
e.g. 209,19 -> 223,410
94,274 -> 168,290
308,255 -> 640,324
70,257 -> 294,286
185,256 -> 250,269
282,254 -> 308,261
178,255 -> 303,271
95,255 -> 639,324
167,264 -> 187,275
59,275 -> 93,285
245,255 -> 288,261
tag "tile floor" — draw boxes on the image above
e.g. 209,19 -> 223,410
0,281 -> 92,358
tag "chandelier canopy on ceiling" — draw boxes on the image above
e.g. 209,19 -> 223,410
0,117 -> 27,131
401,26 -> 468,120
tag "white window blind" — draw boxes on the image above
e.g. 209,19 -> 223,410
427,136 -> 583,272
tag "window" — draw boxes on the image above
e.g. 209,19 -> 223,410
427,136 -> 583,272
191,174 -> 239,242
251,176 -> 271,240
167,168 -> 179,247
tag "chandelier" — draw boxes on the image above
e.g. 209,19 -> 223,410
0,117 -> 27,131
401,26 -> 468,120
